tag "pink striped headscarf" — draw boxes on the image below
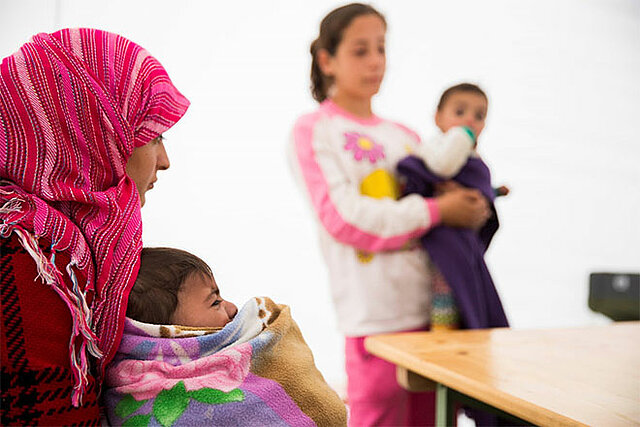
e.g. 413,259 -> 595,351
0,28 -> 189,405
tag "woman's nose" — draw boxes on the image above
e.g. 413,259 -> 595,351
157,142 -> 170,170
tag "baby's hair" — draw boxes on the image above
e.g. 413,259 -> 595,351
437,83 -> 488,111
127,247 -> 213,325
310,3 -> 386,103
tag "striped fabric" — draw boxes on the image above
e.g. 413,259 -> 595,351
429,267 -> 460,331
0,28 -> 189,405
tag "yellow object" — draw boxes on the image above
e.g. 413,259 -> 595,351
357,137 -> 374,150
360,169 -> 399,200
356,170 -> 400,263
356,250 -> 374,264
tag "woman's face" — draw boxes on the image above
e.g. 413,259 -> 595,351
125,136 -> 170,206
323,14 -> 386,101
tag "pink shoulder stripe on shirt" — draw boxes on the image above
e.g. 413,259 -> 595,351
391,120 -> 422,144
293,111 -> 429,252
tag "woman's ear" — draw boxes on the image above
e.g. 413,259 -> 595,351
317,48 -> 333,77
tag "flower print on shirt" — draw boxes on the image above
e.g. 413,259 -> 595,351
344,132 -> 385,164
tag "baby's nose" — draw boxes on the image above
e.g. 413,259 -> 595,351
226,302 -> 238,319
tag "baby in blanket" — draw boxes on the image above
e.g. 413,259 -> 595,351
105,247 -> 347,426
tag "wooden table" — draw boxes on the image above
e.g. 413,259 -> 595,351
365,322 -> 640,426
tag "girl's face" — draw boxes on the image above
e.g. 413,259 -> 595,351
171,273 -> 238,328
125,136 -> 170,206
322,14 -> 386,101
435,92 -> 488,139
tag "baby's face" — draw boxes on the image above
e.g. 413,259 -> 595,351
435,92 -> 488,140
171,273 -> 237,328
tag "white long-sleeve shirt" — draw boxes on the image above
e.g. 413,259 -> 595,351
288,100 -> 441,336
414,127 -> 476,178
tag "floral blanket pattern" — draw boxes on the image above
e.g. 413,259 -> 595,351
105,297 -> 346,426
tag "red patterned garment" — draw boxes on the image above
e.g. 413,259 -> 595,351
1,235 -> 102,424
0,28 -> 189,423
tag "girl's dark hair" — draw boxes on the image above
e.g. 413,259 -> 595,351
437,83 -> 488,111
126,247 -> 213,325
310,3 -> 386,102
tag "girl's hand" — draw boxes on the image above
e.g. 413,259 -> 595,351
436,188 -> 490,229
434,180 -> 462,196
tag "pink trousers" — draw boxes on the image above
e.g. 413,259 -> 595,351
345,335 -> 436,426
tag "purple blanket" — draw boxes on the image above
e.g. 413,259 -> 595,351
397,155 -> 508,329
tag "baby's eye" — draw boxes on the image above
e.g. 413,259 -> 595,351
455,109 -> 465,116
378,45 -> 385,54
475,113 -> 485,121
354,48 -> 367,57
211,299 -> 221,307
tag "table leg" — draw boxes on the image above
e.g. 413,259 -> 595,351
436,383 -> 455,426
405,372 -> 529,426
447,388 -> 531,426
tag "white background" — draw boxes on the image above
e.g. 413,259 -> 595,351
2,0 -> 639,394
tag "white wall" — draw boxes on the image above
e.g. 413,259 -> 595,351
2,0 -> 639,389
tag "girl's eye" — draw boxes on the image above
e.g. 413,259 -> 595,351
211,299 -> 221,307
354,49 -> 367,57
475,113 -> 485,121
455,109 -> 465,116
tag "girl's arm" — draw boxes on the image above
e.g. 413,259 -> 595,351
289,114 -> 439,253
414,127 -> 475,178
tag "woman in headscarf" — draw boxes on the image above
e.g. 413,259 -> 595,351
0,28 -> 189,425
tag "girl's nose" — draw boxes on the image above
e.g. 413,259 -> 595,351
369,52 -> 384,68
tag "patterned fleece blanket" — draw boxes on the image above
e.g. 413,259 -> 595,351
105,297 -> 346,426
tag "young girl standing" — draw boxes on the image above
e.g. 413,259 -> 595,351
288,3 -> 490,426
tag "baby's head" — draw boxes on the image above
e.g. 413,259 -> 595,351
127,247 -> 237,328
435,83 -> 488,140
